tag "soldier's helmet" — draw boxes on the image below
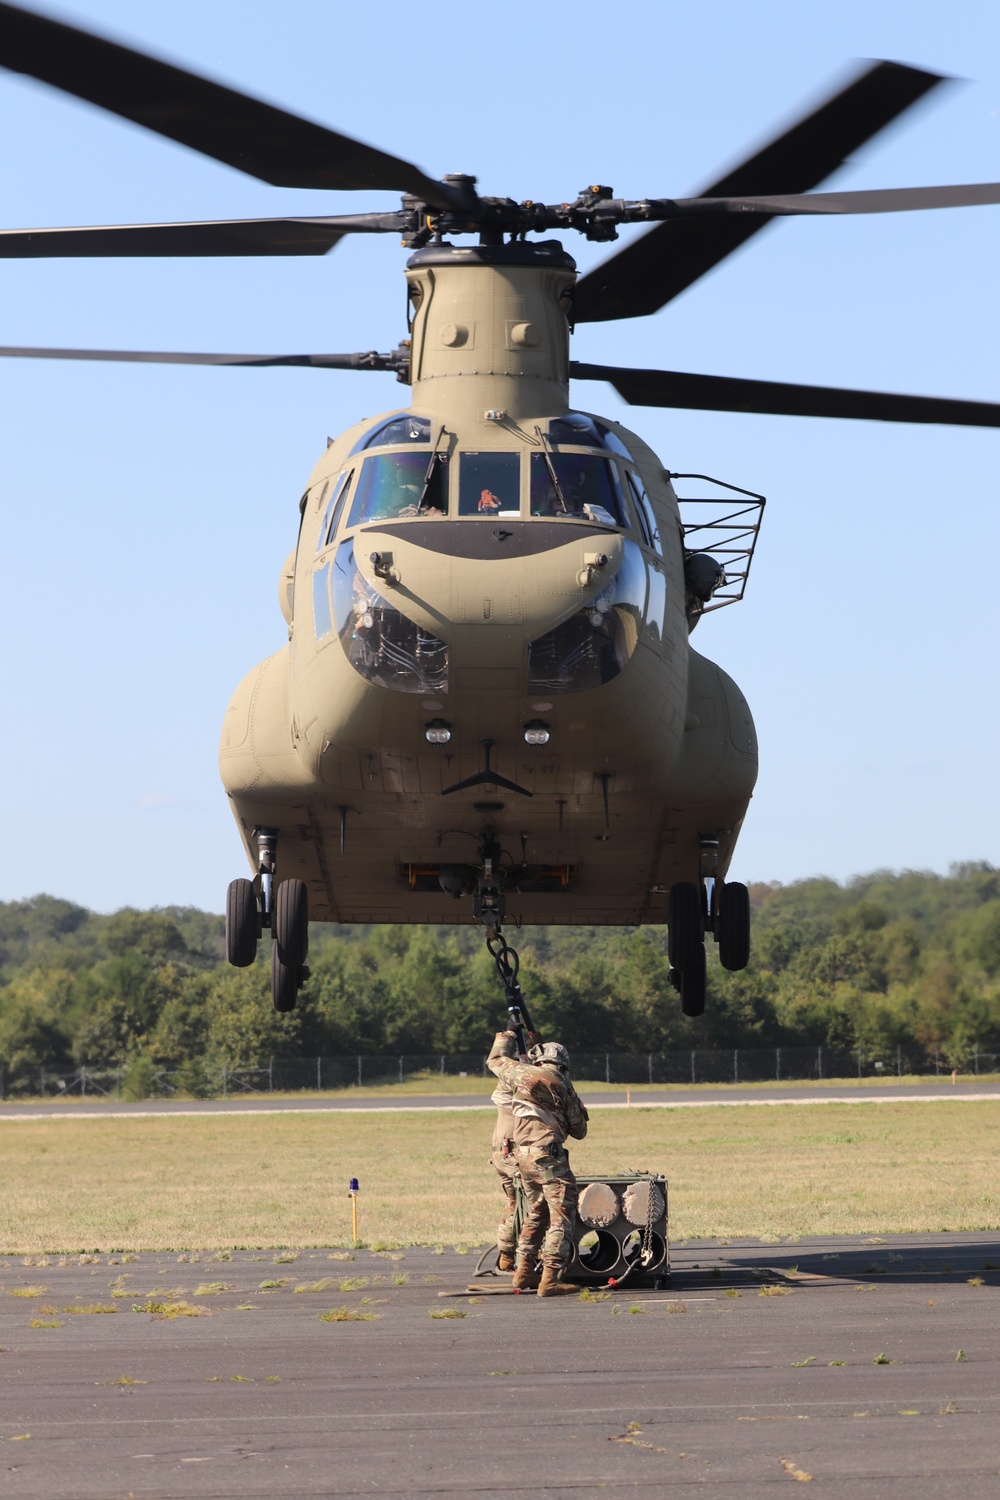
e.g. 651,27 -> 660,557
529,1041 -> 570,1070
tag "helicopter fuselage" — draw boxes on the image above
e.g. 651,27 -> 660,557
219,242 -> 757,924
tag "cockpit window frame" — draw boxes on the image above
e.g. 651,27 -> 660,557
347,412 -> 432,457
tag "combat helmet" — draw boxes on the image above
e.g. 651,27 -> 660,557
529,1041 -> 570,1070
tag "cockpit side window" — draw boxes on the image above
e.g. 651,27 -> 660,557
347,413 -> 431,457
529,453 -> 626,526
626,471 -> 662,555
316,468 -> 354,551
458,451 -> 521,517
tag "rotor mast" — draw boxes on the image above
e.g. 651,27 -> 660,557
404,241 -> 577,425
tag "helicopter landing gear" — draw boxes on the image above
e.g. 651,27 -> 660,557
272,877 -> 309,1013
668,882 -> 701,969
716,880 -> 751,971
226,878 -> 258,967
668,880 -> 707,1016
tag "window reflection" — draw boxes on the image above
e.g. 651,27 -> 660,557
459,451 -> 520,517
530,453 -> 626,526
347,451 -> 447,526
316,468 -> 354,551
646,565 -> 667,643
331,539 -> 448,694
528,540 -> 646,694
626,471 -> 662,555
313,562 -> 333,640
548,412 -> 634,460
348,413 -> 431,457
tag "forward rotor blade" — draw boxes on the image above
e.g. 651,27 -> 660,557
0,345 -> 406,370
671,182 -> 1000,217
570,361 -> 1000,428
574,60 -> 946,323
0,2 -> 468,210
0,218 -> 348,258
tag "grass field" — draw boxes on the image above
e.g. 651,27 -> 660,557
2,1100 -> 1000,1253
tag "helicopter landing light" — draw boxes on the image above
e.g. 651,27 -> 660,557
424,718 -> 452,745
523,720 -> 551,747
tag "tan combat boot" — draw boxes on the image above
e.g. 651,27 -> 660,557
537,1267 -> 579,1297
512,1259 -> 541,1291
497,1251 -> 516,1273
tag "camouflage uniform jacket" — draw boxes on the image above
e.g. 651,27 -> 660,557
490,1077 -> 517,1155
486,1034 -> 589,1149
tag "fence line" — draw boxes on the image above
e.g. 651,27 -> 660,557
9,1043 -> 998,1101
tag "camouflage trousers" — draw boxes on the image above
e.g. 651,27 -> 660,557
515,1142 -> 578,1271
490,1150 -> 521,1257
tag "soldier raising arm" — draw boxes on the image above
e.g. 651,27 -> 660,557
486,1031 -> 589,1297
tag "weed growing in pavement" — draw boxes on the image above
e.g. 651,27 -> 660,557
111,1376 -> 145,1385
10,1286 -> 48,1299
956,1349 -> 966,1361
193,1283 -> 231,1296
967,1276 -> 985,1287
791,1357 -> 816,1367
578,1288 -> 609,1303
667,1301 -> 688,1314
131,1300 -> 209,1319
430,1308 -> 467,1319
273,1254 -> 298,1264
724,1289 -> 741,1298
294,1280 -> 335,1294
28,1318 -> 61,1328
873,1353 -> 893,1365
759,1286 -> 790,1297
62,1304 -> 116,1314
391,1273 -> 409,1286
939,1401 -> 957,1415
319,1305 -> 379,1322
259,1280 -> 287,1291
338,1277 -> 369,1292
778,1457 -> 813,1482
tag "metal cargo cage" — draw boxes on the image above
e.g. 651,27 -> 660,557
517,1171 -> 669,1284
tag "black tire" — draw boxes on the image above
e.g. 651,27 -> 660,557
718,880 -> 751,971
680,942 -> 706,1017
275,879 -> 308,967
226,879 -> 258,968
668,882 -> 701,970
271,941 -> 298,1012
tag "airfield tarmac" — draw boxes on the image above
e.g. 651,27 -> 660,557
3,1234 -> 1000,1498
3,1077 -> 999,1118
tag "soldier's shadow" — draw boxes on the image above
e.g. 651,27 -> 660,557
668,1237 -> 1000,1292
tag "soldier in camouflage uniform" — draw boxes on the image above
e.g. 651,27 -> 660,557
487,1031 -> 589,1297
489,1070 -> 521,1273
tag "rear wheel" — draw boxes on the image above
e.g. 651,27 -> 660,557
668,882 -> 701,970
680,942 -> 706,1018
226,879 -> 258,968
717,881 -> 751,971
271,879 -> 308,1012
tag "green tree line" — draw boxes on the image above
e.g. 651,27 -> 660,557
1,861 -> 1000,1093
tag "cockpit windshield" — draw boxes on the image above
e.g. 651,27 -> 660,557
547,412 -> 634,460
529,452 -> 626,526
459,451 -> 520,517
346,451 -> 447,526
348,413 -> 431,456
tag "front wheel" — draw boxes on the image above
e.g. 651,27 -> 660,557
680,943 -> 706,1018
668,882 -> 701,970
271,879 -> 308,1011
717,881 -> 751,971
226,879 -> 258,968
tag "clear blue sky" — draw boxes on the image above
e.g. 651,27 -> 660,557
1,0 -> 999,913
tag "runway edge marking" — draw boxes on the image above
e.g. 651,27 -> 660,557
1,1092 -> 999,1121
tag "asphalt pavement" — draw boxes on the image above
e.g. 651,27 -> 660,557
2,1078 -> 999,1118
3,1234 -> 1000,1497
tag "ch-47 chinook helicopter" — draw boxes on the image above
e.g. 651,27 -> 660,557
4,4 -> 1000,1021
